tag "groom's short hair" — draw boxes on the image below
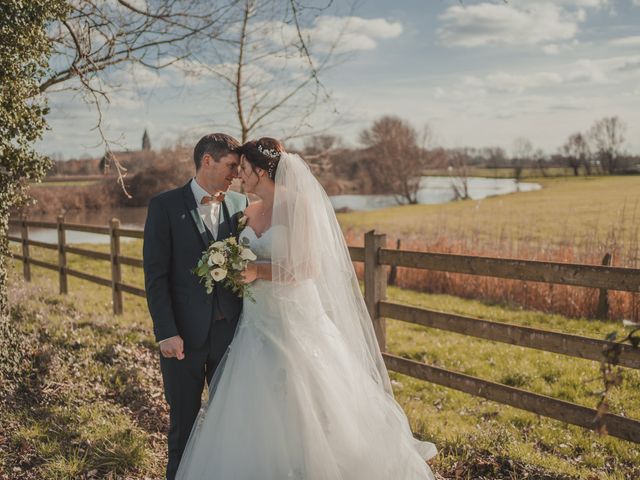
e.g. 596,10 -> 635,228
193,133 -> 241,170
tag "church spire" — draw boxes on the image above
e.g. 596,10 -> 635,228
142,129 -> 151,151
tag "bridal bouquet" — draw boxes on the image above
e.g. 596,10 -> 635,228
192,237 -> 257,298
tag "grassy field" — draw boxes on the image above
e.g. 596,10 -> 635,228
423,167 -> 578,179
3,239 -> 640,479
338,175 -> 640,254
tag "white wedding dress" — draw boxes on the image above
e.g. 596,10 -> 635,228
176,154 -> 436,480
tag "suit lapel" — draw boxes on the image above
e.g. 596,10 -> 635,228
182,182 -> 209,249
216,200 -> 232,241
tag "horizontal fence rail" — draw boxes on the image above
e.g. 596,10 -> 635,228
65,245 -> 111,261
63,222 -> 110,235
384,354 -> 640,443
116,227 -> 144,239
7,220 -> 640,443
380,301 -> 640,369
379,249 -> 640,292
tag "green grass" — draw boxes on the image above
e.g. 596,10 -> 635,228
4,245 -> 640,479
338,175 -> 640,254
3,253 -> 164,479
386,287 -> 640,479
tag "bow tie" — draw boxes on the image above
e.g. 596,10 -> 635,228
201,192 -> 225,205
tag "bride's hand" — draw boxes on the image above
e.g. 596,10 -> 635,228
241,263 -> 258,284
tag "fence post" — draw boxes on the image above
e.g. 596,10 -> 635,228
109,218 -> 123,315
57,214 -> 68,294
388,238 -> 401,286
597,252 -> 612,320
20,214 -> 31,282
364,230 -> 387,352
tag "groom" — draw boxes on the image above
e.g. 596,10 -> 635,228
143,133 -> 248,479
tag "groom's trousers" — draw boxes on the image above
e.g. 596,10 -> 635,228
160,318 -> 238,480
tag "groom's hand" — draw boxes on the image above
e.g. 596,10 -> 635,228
160,335 -> 185,360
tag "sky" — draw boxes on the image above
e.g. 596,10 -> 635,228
39,0 -> 640,159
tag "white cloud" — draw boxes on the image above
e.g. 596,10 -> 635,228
438,3 -> 579,48
610,35 -> 640,47
463,71 -> 564,94
442,54 -> 640,98
542,44 -> 561,55
549,0 -> 608,6
616,60 -> 640,72
166,59 -> 218,86
633,0 -> 640,6
432,51 -> 640,113
106,90 -> 145,109
304,16 -> 403,54
109,63 -> 166,89
238,15 -> 402,65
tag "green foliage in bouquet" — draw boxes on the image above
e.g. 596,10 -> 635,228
192,237 -> 257,299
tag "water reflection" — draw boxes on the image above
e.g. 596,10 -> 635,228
330,176 -> 541,212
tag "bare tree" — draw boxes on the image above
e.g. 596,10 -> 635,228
447,149 -> 470,200
41,1 -> 236,94
194,0 -> 344,142
304,134 -> 342,156
40,1 -> 241,193
39,0 -> 338,192
561,132 -> 590,176
511,137 -> 532,183
482,146 -> 508,177
533,148 -> 548,177
299,134 -> 341,178
589,116 -> 627,175
360,116 -> 430,205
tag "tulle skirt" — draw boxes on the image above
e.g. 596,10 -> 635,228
176,279 -> 436,479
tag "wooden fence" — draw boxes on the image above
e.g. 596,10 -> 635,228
7,217 -> 640,444
8,215 -> 144,314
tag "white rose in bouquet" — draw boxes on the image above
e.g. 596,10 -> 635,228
208,252 -> 226,266
240,248 -> 257,261
211,268 -> 228,282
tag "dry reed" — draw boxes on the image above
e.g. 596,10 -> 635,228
346,211 -> 640,322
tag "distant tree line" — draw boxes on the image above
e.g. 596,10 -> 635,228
40,114 -> 638,211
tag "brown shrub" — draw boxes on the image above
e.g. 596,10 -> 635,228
22,181 -> 117,215
100,146 -> 195,207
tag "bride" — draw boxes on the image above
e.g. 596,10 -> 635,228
175,138 -> 437,479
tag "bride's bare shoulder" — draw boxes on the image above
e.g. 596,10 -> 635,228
244,200 -> 263,218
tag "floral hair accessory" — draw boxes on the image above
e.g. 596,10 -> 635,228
267,159 -> 279,178
257,144 -> 280,159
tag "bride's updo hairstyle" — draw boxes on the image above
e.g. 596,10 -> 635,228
238,137 -> 284,181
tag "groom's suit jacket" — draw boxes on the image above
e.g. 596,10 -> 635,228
143,181 -> 248,349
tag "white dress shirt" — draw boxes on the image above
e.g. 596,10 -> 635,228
191,178 -> 221,239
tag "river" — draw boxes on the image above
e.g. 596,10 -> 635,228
11,177 -> 540,244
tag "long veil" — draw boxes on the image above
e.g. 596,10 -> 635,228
270,153 -> 436,462
270,152 -> 392,393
